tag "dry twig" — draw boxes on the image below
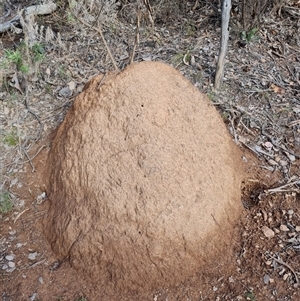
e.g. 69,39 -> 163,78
265,254 -> 299,286
265,179 -> 300,194
74,14 -> 119,72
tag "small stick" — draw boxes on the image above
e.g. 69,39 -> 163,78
14,209 -> 30,223
22,145 -> 36,172
265,179 -> 300,194
97,72 -> 107,90
75,15 -> 119,72
270,256 -> 299,286
130,6 -> 141,64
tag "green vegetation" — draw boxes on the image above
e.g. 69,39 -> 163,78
3,127 -> 19,146
2,42 -> 45,74
241,27 -> 259,43
31,43 -> 45,62
0,191 -> 13,213
244,290 -> 256,301
185,19 -> 197,37
4,49 -> 29,73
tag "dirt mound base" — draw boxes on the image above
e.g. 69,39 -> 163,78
44,61 -> 243,294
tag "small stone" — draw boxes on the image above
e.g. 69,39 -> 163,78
283,273 -> 289,281
265,260 -> 272,265
274,155 -> 281,162
279,160 -> 288,166
274,228 -> 280,233
280,225 -> 289,232
8,230 -> 16,236
6,267 -> 16,273
262,226 -> 275,238
10,178 -> 18,186
263,274 -> 270,284
59,86 -> 72,98
2,264 -> 8,270
296,226 -> 300,232
30,292 -> 38,301
16,243 -> 23,248
287,154 -> 295,162
8,261 -> 15,268
5,254 -> 15,261
261,209 -> 267,221
213,286 -> 218,292
269,278 -> 274,283
268,159 -> 278,166
38,276 -> 44,284
287,210 -> 294,215
68,81 -> 76,91
28,252 -> 38,260
36,192 -> 46,204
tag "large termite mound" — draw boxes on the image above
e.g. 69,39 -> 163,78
44,61 -> 243,294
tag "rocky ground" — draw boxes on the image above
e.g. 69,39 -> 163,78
0,1 -> 299,300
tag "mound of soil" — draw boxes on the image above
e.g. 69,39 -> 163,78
44,61 -> 243,295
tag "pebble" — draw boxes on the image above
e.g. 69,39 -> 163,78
38,276 -> 44,284
30,292 -> 38,301
262,226 -> 275,238
10,178 -> 18,186
286,154 -> 296,161
2,264 -> 8,270
5,254 -> 15,261
263,274 -> 270,284
268,159 -> 278,166
287,209 -> 294,215
6,267 -> 16,273
28,252 -> 38,260
265,260 -> 272,265
279,268 -> 286,275
8,261 -> 15,268
280,225 -> 289,232
296,226 -> 300,232
36,192 -> 46,204
59,86 -> 72,98
283,273 -> 289,281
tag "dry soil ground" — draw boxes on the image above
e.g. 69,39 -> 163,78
0,1 -> 300,300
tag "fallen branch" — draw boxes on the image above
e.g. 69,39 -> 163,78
214,0 -> 231,89
0,2 -> 57,33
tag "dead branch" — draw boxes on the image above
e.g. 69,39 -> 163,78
214,0 -> 231,89
0,2 -> 57,33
